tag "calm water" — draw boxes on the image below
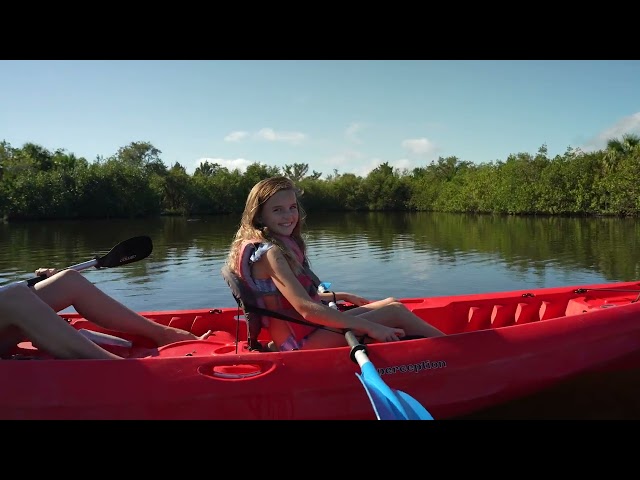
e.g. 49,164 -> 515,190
2,212 -> 640,314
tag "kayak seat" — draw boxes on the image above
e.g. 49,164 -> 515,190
221,263 -> 425,350
221,264 -> 270,351
222,264 -> 322,352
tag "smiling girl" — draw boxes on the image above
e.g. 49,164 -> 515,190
225,176 -> 444,352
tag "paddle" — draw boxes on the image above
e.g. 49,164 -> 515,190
0,236 -> 153,292
345,330 -> 434,420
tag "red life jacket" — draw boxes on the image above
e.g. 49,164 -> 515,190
222,237 -> 322,351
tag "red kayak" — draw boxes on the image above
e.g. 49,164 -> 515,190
3,279 -> 640,420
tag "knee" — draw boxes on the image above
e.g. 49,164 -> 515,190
390,301 -> 409,311
56,269 -> 86,285
382,297 -> 397,304
0,284 -> 33,306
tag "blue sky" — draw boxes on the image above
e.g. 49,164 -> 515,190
2,60 -> 639,178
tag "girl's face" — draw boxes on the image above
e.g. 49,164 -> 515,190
259,189 -> 299,236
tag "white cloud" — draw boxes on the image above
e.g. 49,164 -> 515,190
347,161 -> 375,178
367,157 -> 418,175
255,128 -> 306,145
319,150 -> 365,177
582,112 -> 640,152
345,122 -> 366,144
389,158 -> 414,172
325,149 -> 365,164
318,149 -> 422,178
191,157 -> 254,174
224,131 -> 249,142
401,137 -> 439,156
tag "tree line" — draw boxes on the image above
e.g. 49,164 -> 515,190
1,134 -> 639,221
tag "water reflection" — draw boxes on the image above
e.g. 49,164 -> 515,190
2,213 -> 639,312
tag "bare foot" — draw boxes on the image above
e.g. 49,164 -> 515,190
199,330 -> 213,340
156,327 -> 212,346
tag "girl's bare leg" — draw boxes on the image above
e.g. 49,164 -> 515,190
345,298 -> 444,337
0,325 -> 26,357
32,270 -> 205,345
302,300 -> 444,350
0,284 -> 122,359
341,297 -> 396,315
353,302 -> 445,337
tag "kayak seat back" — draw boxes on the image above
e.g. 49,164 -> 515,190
221,264 -> 320,352
221,264 -> 267,352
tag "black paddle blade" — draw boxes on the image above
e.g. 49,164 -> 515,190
95,236 -> 153,269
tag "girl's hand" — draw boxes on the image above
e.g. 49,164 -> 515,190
34,268 -> 59,278
343,293 -> 371,306
366,323 -> 405,343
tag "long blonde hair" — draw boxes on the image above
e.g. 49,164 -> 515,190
226,176 -> 308,274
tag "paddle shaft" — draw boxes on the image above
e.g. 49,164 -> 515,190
345,330 -> 366,361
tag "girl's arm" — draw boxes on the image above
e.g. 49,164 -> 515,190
318,291 -> 371,306
263,248 -> 403,342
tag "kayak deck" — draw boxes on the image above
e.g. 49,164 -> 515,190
11,280 -> 640,360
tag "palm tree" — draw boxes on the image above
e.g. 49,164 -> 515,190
604,133 -> 640,172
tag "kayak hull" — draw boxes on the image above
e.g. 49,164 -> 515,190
4,279 -> 640,420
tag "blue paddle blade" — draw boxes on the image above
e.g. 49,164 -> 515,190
395,390 -> 434,420
355,372 -> 401,420
356,363 -> 433,420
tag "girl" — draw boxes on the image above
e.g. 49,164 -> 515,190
225,176 -> 444,352
0,268 -> 210,360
